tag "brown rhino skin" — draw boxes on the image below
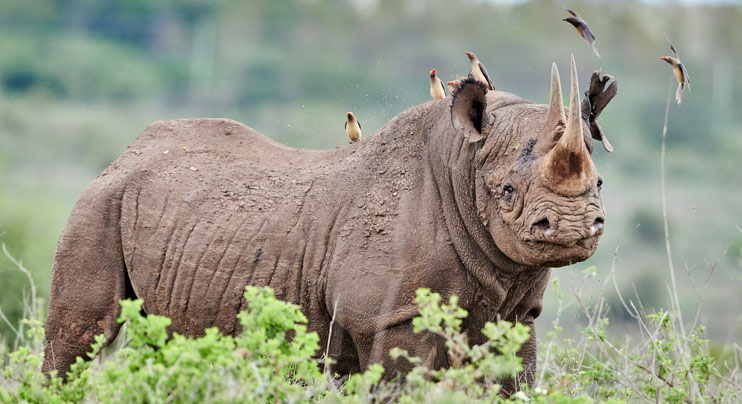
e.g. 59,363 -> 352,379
42,74 -> 613,394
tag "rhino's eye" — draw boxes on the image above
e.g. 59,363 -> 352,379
597,178 -> 603,190
503,184 -> 515,200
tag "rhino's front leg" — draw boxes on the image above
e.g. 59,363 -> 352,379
353,318 -> 538,393
501,321 -> 538,396
354,322 -> 449,380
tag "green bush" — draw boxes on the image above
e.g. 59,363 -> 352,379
0,257 -> 739,403
1,286 -> 580,403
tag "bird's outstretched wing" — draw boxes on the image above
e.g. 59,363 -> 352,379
664,32 -> 680,59
581,25 -> 600,57
581,24 -> 595,42
679,63 -> 691,88
478,62 -> 494,90
565,8 -> 579,18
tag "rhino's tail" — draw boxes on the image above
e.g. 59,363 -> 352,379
42,184 -> 134,380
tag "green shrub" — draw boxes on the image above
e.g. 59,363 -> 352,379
1,282 -> 739,403
1,286 -> 579,403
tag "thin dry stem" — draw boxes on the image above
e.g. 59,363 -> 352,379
323,299 -> 339,380
659,80 -> 685,337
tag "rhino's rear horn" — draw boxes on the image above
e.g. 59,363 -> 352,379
451,77 -> 488,142
543,63 -> 566,133
539,55 -> 596,196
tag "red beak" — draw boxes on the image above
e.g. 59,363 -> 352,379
659,57 -> 667,61
430,69 -> 436,75
465,51 -> 471,57
347,112 -> 352,117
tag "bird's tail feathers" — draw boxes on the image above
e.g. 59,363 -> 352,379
591,43 -> 601,58
675,83 -> 683,107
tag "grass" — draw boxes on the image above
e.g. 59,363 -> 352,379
0,241 -> 740,403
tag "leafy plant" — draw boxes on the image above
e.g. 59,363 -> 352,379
1,261 -> 740,403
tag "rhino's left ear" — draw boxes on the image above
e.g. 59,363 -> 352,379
451,77 -> 488,142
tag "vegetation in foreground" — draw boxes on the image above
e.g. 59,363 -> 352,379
0,248 -> 740,403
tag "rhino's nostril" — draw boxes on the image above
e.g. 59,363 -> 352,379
531,218 -> 551,236
590,217 -> 604,236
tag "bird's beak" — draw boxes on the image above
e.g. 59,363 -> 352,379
660,57 -> 667,61
347,112 -> 352,117
430,69 -> 436,75
465,51 -> 471,57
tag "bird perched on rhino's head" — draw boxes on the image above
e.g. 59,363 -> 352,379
345,112 -> 362,143
660,39 -> 691,107
446,81 -> 456,94
429,69 -> 446,100
465,51 -> 494,91
447,75 -> 468,94
563,8 -> 601,58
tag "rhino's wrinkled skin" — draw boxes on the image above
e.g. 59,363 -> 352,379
43,59 -> 615,394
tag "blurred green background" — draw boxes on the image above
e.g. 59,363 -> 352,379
0,0 -> 740,346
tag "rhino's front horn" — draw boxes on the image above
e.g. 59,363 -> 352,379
540,55 -> 596,196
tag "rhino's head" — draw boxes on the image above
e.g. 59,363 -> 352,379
441,56 -> 616,269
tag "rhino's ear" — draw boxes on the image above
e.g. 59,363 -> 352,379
451,77 -> 488,142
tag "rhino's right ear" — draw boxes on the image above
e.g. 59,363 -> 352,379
451,77 -> 488,142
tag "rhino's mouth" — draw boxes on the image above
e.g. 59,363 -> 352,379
518,233 -> 602,268
525,216 -> 604,248
524,235 -> 596,249
529,236 -> 596,249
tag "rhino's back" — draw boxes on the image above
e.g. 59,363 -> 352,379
124,118 -> 344,171
111,119 -> 348,336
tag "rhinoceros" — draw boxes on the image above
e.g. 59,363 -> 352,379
42,57 -> 616,392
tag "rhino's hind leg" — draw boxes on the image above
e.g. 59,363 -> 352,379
42,189 -> 130,379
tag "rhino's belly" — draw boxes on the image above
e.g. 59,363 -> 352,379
119,179 -> 317,337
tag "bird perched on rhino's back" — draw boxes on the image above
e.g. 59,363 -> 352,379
660,40 -> 691,107
429,69 -> 446,100
345,112 -> 362,143
563,8 -> 601,58
465,51 -> 494,90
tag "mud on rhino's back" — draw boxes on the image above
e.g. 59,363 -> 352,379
109,118 -> 348,335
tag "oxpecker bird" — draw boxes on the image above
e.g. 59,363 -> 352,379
465,51 -> 494,91
446,75 -> 467,94
429,69 -> 446,100
345,112 -> 362,143
660,40 -> 691,107
446,81 -> 456,94
563,9 -> 601,58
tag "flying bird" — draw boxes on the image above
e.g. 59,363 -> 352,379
429,69 -> 446,100
660,39 -> 691,107
345,112 -> 362,143
465,51 -> 494,91
563,9 -> 601,58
